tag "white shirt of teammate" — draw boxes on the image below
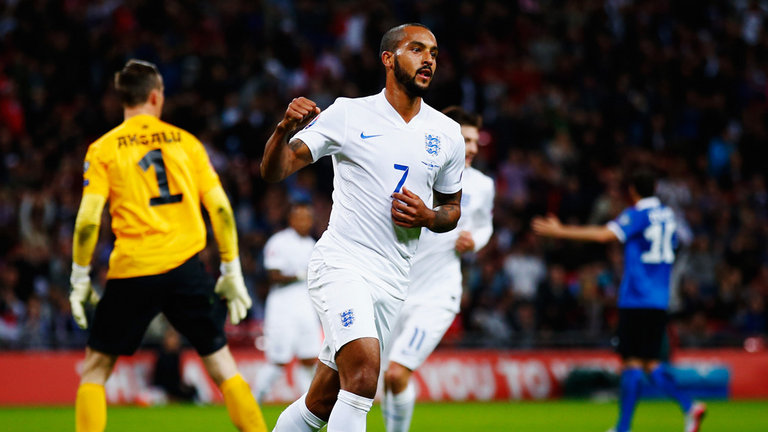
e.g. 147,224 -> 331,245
261,227 -> 321,364
408,165 -> 495,312
293,90 -> 465,298
263,227 -> 316,290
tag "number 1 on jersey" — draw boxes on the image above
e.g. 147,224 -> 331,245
393,164 -> 409,193
139,149 -> 183,206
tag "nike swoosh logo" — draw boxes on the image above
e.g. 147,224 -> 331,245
360,132 -> 383,139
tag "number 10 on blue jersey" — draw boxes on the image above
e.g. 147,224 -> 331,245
641,221 -> 676,264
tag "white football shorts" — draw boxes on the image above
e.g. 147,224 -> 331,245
263,283 -> 323,364
307,256 -> 404,371
384,302 -> 457,371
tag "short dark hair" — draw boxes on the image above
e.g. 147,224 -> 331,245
114,59 -> 163,107
442,106 -> 482,128
628,169 -> 656,198
380,23 -> 432,56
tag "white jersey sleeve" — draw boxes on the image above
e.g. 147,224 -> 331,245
433,126 -> 464,194
293,98 -> 347,162
470,172 -> 495,252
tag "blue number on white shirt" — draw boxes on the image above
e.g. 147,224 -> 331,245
393,164 -> 409,193
641,221 -> 676,264
408,327 -> 426,350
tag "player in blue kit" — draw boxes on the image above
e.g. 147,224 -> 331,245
532,170 -> 706,432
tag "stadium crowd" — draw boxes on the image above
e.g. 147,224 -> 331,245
0,0 -> 766,351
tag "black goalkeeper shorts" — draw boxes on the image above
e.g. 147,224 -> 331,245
616,308 -> 668,360
88,255 -> 228,356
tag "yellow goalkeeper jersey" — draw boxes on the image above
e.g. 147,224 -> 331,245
82,114 -> 221,279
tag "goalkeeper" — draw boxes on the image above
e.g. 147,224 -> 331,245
69,59 -> 266,432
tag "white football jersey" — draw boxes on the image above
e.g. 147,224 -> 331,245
294,90 -> 465,299
408,166 -> 495,312
263,227 -> 316,291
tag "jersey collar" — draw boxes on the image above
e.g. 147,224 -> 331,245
375,89 -> 426,128
635,196 -> 661,210
123,113 -> 158,126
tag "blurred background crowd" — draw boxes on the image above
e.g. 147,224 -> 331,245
0,0 -> 766,351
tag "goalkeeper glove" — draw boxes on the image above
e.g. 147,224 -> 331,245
69,263 -> 100,329
215,257 -> 252,325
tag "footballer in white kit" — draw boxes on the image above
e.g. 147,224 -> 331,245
255,203 -> 322,402
296,88 -> 465,370
382,107 -> 495,432
262,24 -> 464,432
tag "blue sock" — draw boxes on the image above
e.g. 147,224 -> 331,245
616,368 -> 643,432
648,365 -> 693,413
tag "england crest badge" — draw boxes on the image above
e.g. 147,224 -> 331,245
340,309 -> 355,328
425,134 -> 441,157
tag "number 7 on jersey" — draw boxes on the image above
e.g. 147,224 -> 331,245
393,164 -> 409,193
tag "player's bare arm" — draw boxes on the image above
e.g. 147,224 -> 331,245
267,269 -> 302,286
532,214 -> 617,243
260,97 -> 319,182
429,189 -> 462,232
391,186 -> 461,233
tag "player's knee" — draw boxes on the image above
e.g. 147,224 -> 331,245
80,348 -> 118,384
200,346 -> 239,386
643,360 -> 660,374
622,358 -> 643,370
340,365 -> 379,398
384,364 -> 411,393
335,337 -> 380,397
305,389 -> 337,421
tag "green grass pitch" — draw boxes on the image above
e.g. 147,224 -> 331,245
1,400 -> 766,431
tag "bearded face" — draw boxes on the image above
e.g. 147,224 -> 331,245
394,54 -> 433,98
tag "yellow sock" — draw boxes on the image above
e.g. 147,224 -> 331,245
221,374 -> 267,432
75,383 -> 106,432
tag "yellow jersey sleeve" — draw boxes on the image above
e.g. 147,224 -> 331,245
83,141 -> 110,198
72,193 -> 106,266
202,185 -> 238,263
188,135 -> 221,196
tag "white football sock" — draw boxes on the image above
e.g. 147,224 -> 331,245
295,363 -> 316,394
386,382 -> 415,432
327,389 -> 374,432
273,393 -> 326,432
255,363 -> 283,403
381,388 -> 393,430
